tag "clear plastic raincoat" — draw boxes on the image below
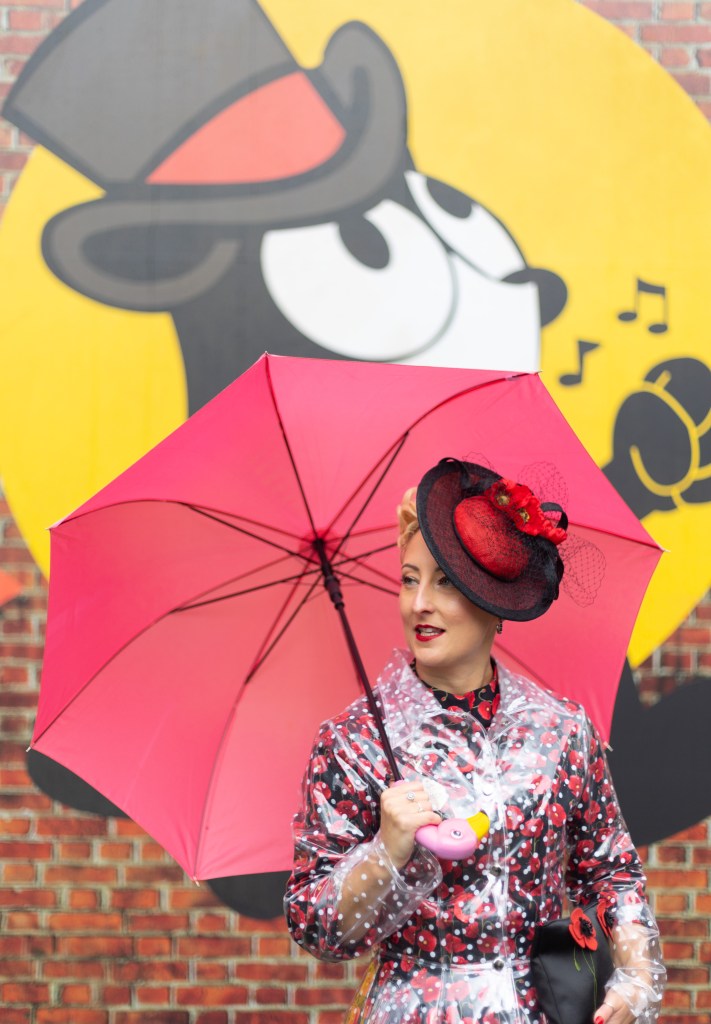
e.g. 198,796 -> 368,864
285,651 -> 665,1024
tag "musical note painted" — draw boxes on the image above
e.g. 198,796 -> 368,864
618,278 -> 669,334
559,339 -> 600,387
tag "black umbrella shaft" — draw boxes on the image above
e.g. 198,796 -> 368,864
313,539 -> 401,782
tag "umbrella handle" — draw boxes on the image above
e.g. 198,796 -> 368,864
415,812 -> 490,860
393,780 -> 490,859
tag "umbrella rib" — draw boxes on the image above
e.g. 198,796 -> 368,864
325,374 -> 530,545
191,573 -> 322,876
329,434 -> 409,561
184,504 -> 318,563
243,574 -> 322,685
173,566 -> 323,611
265,356 -> 318,539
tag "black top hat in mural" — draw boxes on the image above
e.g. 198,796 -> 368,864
4,0 -> 408,310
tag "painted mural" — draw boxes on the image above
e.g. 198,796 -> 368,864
1,0 -> 710,915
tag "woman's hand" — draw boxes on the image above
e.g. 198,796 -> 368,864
379,781 -> 441,870
595,990 -> 636,1024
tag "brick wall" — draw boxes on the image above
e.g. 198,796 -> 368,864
1,1 -> 711,1022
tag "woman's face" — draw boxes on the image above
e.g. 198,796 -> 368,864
399,529 -> 498,684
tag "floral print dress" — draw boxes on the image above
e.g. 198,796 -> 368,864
285,651 -> 665,1024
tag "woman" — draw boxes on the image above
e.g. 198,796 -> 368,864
285,458 -> 665,1024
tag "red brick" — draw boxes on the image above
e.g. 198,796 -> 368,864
27,935 -> 54,957
37,1014 -> 109,1024
126,913 -> 189,932
60,985 -> 92,1005
57,936 -> 134,959
57,842 -> 93,859
314,961 -> 349,981
695,894 -> 711,914
580,1 -> 652,16
3,982 -> 50,1003
112,962 -> 188,983
99,843 -> 133,860
1,1010 -> 33,1024
666,966 -> 709,984
100,986 -> 132,1005
43,962 -> 104,980
45,866 -> 118,884
2,865 -> 36,883
194,912 -> 230,932
8,10 -> 46,30
698,48 -> 711,67
662,940 -> 695,959
0,889 -> 56,908
136,937 -> 172,956
646,868 -> 708,888
196,1015 -> 229,1024
0,819 -> 31,834
113,1015 -> 189,1024
136,987 -> 171,1004
256,986 -> 288,1004
1,959 -> 36,977
177,937 -> 251,957
36,817 -> 107,836
177,987 -> 248,1006
6,911 -> 40,929
693,847 -> 711,865
48,913 -> 123,931
655,845 -> 688,864
111,889 -> 160,909
642,25 -> 711,42
294,987 -> 355,1007
661,2 -> 695,18
0,841 -> 53,859
698,992 -> 711,1009
125,866 -> 184,884
257,936 -> 291,956
700,943 -> 711,963
659,918 -> 709,937
69,891 -> 100,910
196,963 -> 228,981
661,990 -> 691,1009
0,937 -> 25,955
233,961 -> 308,982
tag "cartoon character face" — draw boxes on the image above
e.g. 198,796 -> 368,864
261,170 -> 563,371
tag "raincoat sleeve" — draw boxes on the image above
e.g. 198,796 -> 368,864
565,714 -> 666,1022
285,718 -> 442,961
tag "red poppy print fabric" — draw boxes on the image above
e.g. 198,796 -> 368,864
285,651 -> 665,1024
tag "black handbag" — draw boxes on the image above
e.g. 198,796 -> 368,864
531,906 -> 614,1024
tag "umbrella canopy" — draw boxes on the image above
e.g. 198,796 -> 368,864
33,355 -> 661,879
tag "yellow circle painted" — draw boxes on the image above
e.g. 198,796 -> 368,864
0,0 -> 709,666
0,149 -> 186,574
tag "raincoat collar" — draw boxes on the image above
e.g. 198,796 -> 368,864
376,649 -> 574,750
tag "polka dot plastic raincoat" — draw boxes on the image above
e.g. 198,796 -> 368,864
285,651 -> 665,1024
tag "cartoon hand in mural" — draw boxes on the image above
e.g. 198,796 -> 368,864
604,357 -> 711,519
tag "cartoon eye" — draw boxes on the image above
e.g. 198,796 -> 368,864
260,200 -> 454,361
405,170 -> 526,279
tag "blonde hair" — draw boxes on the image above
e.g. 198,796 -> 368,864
396,487 -> 419,555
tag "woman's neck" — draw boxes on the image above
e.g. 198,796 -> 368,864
413,651 -> 495,695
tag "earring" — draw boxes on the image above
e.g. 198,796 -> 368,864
496,618 -> 503,634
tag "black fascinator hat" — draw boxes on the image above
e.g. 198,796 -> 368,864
416,458 -> 568,622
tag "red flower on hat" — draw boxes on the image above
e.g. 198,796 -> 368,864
483,479 -> 567,545
569,908 -> 598,950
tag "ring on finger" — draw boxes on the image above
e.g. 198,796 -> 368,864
406,791 -> 415,801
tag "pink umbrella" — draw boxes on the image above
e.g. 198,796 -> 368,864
32,355 -> 661,880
